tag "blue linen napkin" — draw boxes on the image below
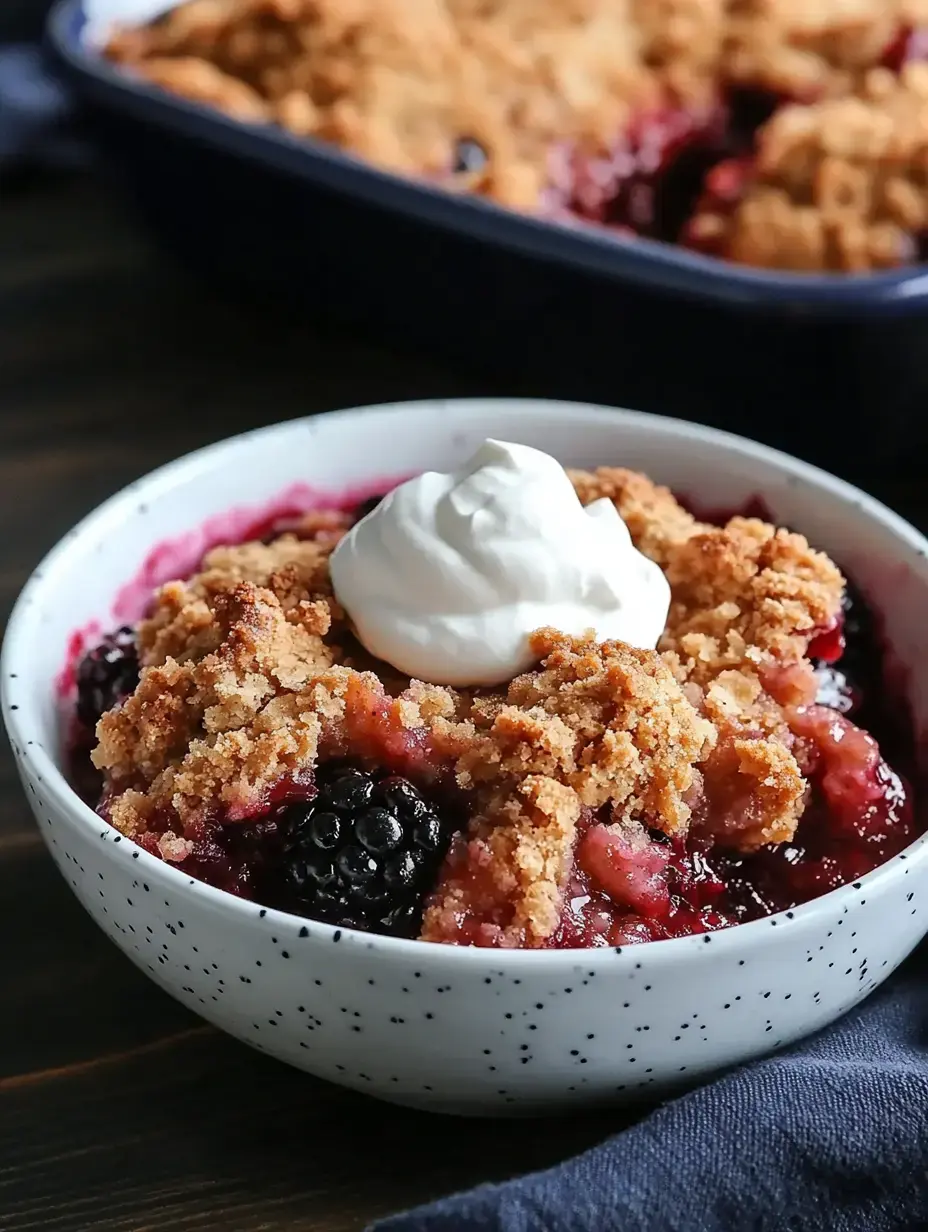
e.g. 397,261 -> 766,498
0,42 -> 86,169
373,948 -> 928,1232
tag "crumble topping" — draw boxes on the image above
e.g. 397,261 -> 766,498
124,54 -> 271,121
420,631 -> 714,946
722,0 -> 923,100
101,0 -> 928,272
689,64 -> 928,271
419,776 -> 583,948
631,0 -> 726,100
569,466 -> 843,671
106,0 -> 670,210
90,466 -> 844,946
571,467 -> 842,849
449,629 -> 715,828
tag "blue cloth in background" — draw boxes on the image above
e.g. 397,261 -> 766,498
4,35 -> 928,1232
0,42 -> 86,168
374,951 -> 928,1232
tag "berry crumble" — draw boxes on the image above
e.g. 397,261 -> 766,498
68,461 -> 919,949
101,0 -> 928,272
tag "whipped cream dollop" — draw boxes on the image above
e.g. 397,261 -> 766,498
329,439 -> 671,686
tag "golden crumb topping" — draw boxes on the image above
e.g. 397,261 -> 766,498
723,0 -> 925,100
99,0 -> 928,274
452,629 -> 715,828
420,630 -> 715,945
419,776 -> 583,948
92,464 -> 844,944
103,0 -> 729,210
690,64 -> 928,272
571,466 -> 843,672
569,466 -> 842,847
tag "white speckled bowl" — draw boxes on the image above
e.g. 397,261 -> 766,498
4,400 -> 928,1116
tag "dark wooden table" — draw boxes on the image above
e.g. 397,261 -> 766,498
1,173 -> 927,1232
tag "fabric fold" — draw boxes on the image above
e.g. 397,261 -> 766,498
373,950 -> 928,1232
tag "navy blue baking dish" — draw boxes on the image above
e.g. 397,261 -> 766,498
46,0 -> 928,473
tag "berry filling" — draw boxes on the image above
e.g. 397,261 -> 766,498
541,22 -> 928,257
882,26 -> 928,73
148,813 -> 287,901
715,708 -> 913,919
680,155 -> 753,257
546,102 -> 731,244
75,626 -> 139,731
551,822 -> 731,948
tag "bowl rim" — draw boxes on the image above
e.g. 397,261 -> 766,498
4,396 -> 928,967
49,0 -> 928,316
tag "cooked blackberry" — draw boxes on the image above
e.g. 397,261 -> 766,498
279,766 -> 455,937
75,627 -> 140,730
836,581 -> 879,686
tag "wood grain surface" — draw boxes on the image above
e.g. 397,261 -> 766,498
1,173 -> 927,1232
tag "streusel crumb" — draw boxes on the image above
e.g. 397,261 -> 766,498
450,629 -> 716,828
91,466 -> 844,945
103,0 -> 727,210
567,466 -> 698,566
722,0 -> 923,100
126,54 -> 271,121
689,64 -> 928,271
570,466 -> 843,847
100,0 -> 928,273
420,630 -> 714,945
570,467 -> 844,671
419,776 -> 582,948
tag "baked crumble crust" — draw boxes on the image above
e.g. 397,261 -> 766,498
722,0 -> 924,100
689,64 -> 928,271
450,629 -> 716,828
103,0 -> 728,210
568,465 -> 698,566
124,53 -> 272,121
419,775 -> 583,948
631,0 -> 727,101
91,467 -> 844,945
420,630 -> 715,946
570,466 -> 843,848
569,466 -> 843,669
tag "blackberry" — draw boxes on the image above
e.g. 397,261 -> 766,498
280,766 -> 455,937
75,627 -> 140,730
836,581 -> 878,685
